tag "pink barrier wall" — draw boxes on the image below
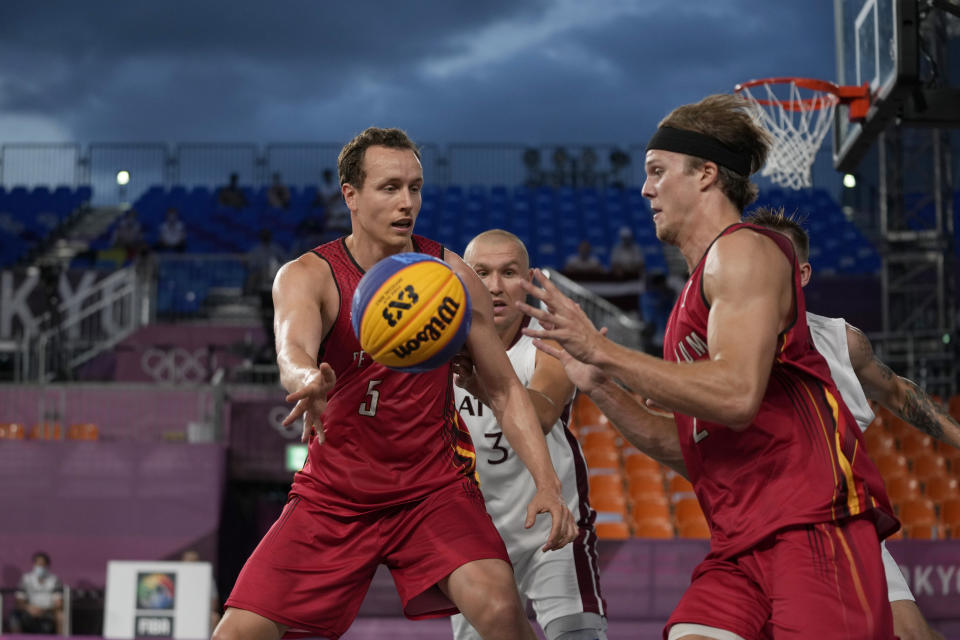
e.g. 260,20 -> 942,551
84,324 -> 264,384
0,385 -> 211,441
350,538 -> 960,627
0,437 -> 956,636
0,441 -> 225,590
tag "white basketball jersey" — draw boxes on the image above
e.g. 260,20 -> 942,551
454,317 -> 589,559
807,312 -> 875,431
808,313 -> 915,604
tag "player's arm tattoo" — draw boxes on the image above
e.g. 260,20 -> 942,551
850,323 -> 960,448
898,378 -> 950,441
870,354 -> 897,384
849,325 -> 897,401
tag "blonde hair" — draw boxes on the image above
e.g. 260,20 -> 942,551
660,94 -> 772,211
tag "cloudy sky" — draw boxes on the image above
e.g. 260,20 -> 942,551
0,0 -> 840,147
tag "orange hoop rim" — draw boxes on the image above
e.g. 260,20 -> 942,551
734,77 -> 871,114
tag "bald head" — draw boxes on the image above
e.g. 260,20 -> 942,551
463,229 -> 532,339
463,229 -> 529,271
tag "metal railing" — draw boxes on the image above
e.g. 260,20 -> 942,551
0,141 -> 855,209
0,586 -> 72,636
1,142 -> 645,207
867,329 -> 958,398
23,266 -> 150,382
541,268 -> 645,351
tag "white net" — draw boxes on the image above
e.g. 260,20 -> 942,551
738,81 -> 838,190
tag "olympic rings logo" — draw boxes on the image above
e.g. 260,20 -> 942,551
140,347 -> 209,383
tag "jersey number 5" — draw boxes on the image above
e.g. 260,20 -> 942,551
359,379 -> 381,417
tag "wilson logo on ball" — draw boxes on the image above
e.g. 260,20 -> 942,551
351,253 -> 472,373
390,295 -> 463,360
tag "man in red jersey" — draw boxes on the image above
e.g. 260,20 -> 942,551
213,128 -> 577,640
517,94 -> 899,640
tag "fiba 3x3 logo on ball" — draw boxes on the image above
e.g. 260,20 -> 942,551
351,253 -> 472,372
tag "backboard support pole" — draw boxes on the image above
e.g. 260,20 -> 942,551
877,122 -> 955,396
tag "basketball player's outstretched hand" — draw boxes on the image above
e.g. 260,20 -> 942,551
532,328 -> 610,394
526,489 -> 578,552
283,363 -> 337,444
517,269 -> 603,363
451,350 -> 489,404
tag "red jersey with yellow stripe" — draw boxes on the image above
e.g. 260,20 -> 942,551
663,222 -> 898,559
290,235 -> 477,516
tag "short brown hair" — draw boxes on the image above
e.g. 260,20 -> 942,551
337,127 -> 420,189
659,94 -> 772,211
745,207 -> 810,262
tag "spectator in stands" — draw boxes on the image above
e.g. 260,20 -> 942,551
112,208 -> 145,260
156,207 -> 187,252
245,229 -> 286,363
563,240 -> 605,278
8,551 -> 64,635
218,173 -> 248,210
640,272 -> 675,357
292,216 -> 327,256
313,168 -> 351,239
311,168 -> 337,208
180,549 -> 221,630
609,226 -> 645,280
266,172 -> 291,210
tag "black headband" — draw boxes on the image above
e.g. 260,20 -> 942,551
646,126 -> 752,176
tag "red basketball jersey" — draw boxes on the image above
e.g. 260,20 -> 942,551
290,235 -> 477,516
663,222 -> 897,559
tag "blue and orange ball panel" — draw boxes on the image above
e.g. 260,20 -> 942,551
351,252 -> 472,372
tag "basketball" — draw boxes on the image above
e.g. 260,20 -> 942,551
351,252 -> 472,372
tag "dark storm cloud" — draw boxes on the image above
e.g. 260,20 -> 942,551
361,0 -> 838,144
0,0 -> 552,140
0,0 -> 544,62
0,0 -> 838,144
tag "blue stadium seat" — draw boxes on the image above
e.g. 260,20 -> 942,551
168,185 -> 188,202
643,246 -> 668,273
487,209 -> 508,230
512,185 -> 532,202
490,185 -> 508,200
298,186 -> 318,206
421,184 -> 442,202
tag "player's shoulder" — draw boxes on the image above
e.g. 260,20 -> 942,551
714,224 -> 782,254
710,226 -> 791,275
806,311 -> 836,328
274,251 -> 334,298
843,321 -> 872,353
280,250 -> 330,277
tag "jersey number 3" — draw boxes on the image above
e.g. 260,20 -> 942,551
484,431 -> 509,465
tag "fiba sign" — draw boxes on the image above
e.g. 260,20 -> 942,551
104,561 -> 212,639
135,615 -> 173,638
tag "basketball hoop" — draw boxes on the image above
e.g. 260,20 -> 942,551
734,77 -> 870,190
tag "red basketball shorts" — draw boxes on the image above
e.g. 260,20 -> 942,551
664,515 -> 895,640
225,477 -> 510,640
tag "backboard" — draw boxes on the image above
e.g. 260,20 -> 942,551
833,0 -> 919,172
